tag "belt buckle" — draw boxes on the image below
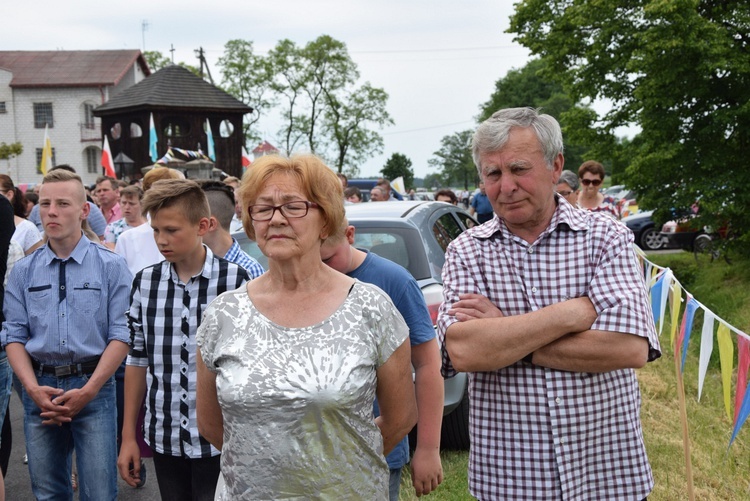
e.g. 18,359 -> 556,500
54,365 -> 72,377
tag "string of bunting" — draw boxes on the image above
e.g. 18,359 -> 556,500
155,147 -> 211,165
634,247 -> 750,449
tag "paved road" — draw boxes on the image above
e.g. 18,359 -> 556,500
4,391 -> 160,500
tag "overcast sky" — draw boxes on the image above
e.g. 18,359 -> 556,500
2,0 -> 531,180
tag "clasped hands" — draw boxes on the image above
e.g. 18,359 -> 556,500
30,385 -> 93,425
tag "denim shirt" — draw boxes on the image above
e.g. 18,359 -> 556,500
1,234 -> 132,364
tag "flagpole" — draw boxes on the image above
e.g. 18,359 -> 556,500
674,343 -> 696,500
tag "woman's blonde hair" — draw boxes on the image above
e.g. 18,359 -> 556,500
238,154 -> 344,241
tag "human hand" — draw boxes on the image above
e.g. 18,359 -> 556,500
27,385 -> 68,426
50,387 -> 94,419
117,440 -> 143,488
449,293 -> 504,321
410,446 -> 443,496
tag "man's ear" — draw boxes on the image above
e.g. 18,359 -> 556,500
80,200 -> 91,221
206,216 -> 220,233
345,225 -> 356,245
197,217 -> 212,236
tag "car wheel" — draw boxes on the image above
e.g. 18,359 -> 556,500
439,388 -> 470,450
640,227 -> 664,251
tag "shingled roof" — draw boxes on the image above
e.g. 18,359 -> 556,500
0,50 -> 149,88
94,65 -> 252,115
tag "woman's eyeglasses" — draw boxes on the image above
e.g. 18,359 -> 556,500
247,201 -> 319,221
580,178 -> 602,187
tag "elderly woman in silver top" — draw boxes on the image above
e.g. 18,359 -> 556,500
196,154 -> 417,500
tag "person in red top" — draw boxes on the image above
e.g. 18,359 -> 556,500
94,176 -> 121,224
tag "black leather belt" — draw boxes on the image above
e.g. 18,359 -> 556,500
31,357 -> 100,377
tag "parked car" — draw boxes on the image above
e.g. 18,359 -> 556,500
233,200 -> 477,450
661,217 -> 705,251
622,210 -> 666,251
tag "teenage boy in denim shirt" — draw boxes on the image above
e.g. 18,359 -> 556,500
2,169 -> 132,500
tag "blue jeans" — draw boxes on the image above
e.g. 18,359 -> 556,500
389,467 -> 402,501
23,372 -> 118,501
0,352 -> 13,444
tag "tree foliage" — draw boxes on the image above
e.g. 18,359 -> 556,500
324,83 -> 393,173
479,58 -> 589,173
216,40 -> 275,146
145,36 -> 391,175
0,142 -> 23,161
381,153 -> 414,190
143,50 -> 201,76
510,0 -> 750,250
428,130 -> 479,190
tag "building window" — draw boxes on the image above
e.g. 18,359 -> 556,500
0,102 -> 6,113
35,147 -> 56,174
83,103 -> 95,129
85,147 -> 99,174
34,103 -> 54,128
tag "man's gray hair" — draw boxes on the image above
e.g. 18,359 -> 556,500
472,107 -> 564,175
557,170 -> 579,191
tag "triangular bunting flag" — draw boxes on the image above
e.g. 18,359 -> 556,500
697,311 -> 715,400
717,323 -> 734,421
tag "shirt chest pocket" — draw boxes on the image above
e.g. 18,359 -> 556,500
27,284 -> 52,301
70,282 -> 102,315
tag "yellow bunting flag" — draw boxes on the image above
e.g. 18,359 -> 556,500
669,284 -> 682,348
717,323 -> 734,421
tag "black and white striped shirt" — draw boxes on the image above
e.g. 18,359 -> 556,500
127,246 -> 249,458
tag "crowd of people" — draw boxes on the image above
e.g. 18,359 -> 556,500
0,106 -> 659,500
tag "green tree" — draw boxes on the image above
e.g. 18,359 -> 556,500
300,35 -> 359,155
0,142 -> 23,173
323,83 -> 393,173
422,173 -> 443,190
143,51 -> 171,72
267,35 -> 391,169
510,0 -> 750,250
267,39 -> 308,155
216,40 -> 275,146
479,58 -> 589,173
428,130 -> 478,190
143,50 -> 202,78
381,153 -> 414,190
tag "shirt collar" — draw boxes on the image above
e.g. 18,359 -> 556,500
225,239 -> 241,259
40,232 -> 92,265
160,244 -> 215,282
471,194 -> 589,242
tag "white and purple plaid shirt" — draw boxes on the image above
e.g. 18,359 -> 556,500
438,197 -> 661,501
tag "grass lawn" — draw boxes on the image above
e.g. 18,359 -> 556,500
399,251 -> 750,500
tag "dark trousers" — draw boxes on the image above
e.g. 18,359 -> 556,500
152,450 -> 221,501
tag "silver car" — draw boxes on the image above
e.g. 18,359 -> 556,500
233,200 -> 475,450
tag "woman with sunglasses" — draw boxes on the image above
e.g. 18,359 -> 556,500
195,154 -> 417,500
577,160 -> 619,218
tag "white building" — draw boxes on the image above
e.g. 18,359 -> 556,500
0,50 -> 150,186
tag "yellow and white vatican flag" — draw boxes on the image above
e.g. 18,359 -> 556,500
391,176 -> 406,195
40,124 -> 52,175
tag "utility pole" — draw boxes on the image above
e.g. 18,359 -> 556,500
141,20 -> 150,51
194,47 -> 215,85
170,44 -> 176,64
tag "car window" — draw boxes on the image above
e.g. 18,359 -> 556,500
432,213 -> 465,253
353,232 -> 410,270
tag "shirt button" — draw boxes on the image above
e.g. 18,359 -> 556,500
560,438 -> 565,445
60,285 -> 65,290
531,287 -> 538,293
527,248 -> 534,254
555,397 -> 561,404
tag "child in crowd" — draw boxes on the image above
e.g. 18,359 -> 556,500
118,179 -> 250,500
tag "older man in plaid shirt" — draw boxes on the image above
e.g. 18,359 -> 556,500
437,107 -> 661,501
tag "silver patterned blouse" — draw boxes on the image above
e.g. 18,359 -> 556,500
197,280 -> 409,500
